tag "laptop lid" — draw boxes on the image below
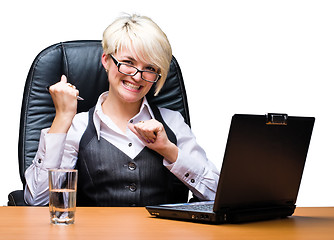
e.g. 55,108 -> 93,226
214,114 -> 314,212
146,113 -> 315,223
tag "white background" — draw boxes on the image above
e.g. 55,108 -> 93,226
0,0 -> 333,206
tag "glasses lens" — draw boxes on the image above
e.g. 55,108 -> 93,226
141,72 -> 158,82
119,64 -> 137,75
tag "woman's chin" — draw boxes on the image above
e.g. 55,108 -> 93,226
118,91 -> 144,104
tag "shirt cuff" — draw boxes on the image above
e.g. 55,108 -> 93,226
35,128 -> 67,169
163,149 -> 202,188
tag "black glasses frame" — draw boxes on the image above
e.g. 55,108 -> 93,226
109,54 -> 161,83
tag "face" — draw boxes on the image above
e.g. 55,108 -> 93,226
102,48 -> 156,104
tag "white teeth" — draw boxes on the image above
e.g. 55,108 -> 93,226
123,81 -> 140,90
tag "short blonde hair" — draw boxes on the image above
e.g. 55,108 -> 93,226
102,14 -> 172,95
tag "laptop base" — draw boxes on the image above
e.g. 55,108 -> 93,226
146,204 -> 296,224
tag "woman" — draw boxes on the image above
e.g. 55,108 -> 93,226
24,14 -> 219,206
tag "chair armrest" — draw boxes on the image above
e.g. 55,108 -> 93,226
8,190 -> 29,206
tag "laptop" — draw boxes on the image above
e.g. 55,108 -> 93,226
146,113 -> 315,223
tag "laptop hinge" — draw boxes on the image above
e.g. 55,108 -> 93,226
266,113 -> 288,125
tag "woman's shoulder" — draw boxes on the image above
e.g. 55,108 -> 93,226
158,106 -> 182,116
158,107 -> 185,125
157,106 -> 193,140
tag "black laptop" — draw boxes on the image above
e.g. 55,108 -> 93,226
146,113 -> 315,224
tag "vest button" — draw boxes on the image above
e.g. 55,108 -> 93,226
128,162 -> 137,171
129,183 -> 137,192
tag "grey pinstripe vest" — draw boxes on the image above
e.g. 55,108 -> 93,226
76,105 -> 189,206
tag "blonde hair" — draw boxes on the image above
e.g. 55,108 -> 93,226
102,14 -> 172,95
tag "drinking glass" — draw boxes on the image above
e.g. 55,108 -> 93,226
48,169 -> 78,225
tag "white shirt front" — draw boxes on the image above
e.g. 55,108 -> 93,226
24,92 -> 219,206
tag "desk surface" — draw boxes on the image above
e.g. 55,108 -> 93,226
0,207 -> 333,240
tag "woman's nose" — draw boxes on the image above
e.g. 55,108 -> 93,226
131,71 -> 142,82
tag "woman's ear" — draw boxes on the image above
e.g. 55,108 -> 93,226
101,52 -> 109,70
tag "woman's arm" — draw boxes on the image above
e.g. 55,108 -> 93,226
24,111 -> 88,206
24,75 -> 82,205
129,107 -> 220,201
161,109 -> 219,200
24,130 -> 67,205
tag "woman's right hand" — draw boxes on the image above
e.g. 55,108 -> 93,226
48,75 -> 80,133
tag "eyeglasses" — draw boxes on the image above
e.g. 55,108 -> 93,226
109,54 -> 161,83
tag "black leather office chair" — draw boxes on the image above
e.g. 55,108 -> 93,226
7,40 -> 191,206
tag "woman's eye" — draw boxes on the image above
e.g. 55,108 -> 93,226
146,66 -> 157,72
123,60 -> 133,65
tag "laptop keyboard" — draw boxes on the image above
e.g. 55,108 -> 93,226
170,203 -> 214,212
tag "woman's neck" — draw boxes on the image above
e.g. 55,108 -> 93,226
102,93 -> 143,132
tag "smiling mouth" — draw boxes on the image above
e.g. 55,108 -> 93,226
122,80 -> 142,91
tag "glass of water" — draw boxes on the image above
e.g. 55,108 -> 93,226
48,169 -> 78,225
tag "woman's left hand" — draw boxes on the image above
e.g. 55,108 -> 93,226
128,119 -> 178,163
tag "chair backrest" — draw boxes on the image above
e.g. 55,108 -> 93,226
18,40 -> 190,187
